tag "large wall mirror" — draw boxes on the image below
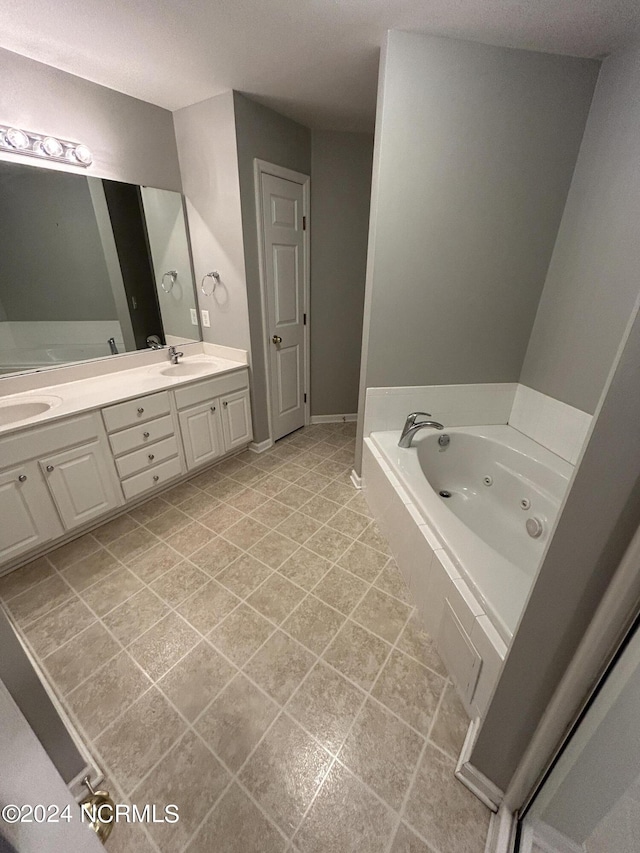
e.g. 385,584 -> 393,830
0,161 -> 201,377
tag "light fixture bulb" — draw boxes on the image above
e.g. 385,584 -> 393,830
5,128 -> 29,149
42,136 -> 63,157
73,144 -> 93,165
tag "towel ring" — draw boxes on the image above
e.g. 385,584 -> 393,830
161,270 -> 177,292
201,271 -> 220,296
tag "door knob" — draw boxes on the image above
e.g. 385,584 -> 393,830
272,335 -> 282,344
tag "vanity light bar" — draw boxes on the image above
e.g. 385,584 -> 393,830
0,124 -> 92,167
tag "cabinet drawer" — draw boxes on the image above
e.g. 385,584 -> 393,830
174,370 -> 248,410
109,415 -> 175,457
121,456 -> 183,501
103,392 -> 171,433
116,436 -> 179,479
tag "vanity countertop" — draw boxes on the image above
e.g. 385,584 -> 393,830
0,354 -> 247,437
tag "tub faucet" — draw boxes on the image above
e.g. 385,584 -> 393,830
168,345 -> 184,365
398,412 -> 444,448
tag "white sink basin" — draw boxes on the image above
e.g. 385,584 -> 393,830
0,395 -> 62,426
157,361 -> 215,377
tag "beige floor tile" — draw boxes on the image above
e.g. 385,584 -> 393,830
338,541 -> 388,582
293,450 -> 325,469
253,452 -> 287,472
249,531 -> 300,569
372,650 -> 445,736
96,688 -> 187,796
243,631 -> 315,704
66,651 -> 150,739
164,521 -> 215,556
200,502 -> 244,533
375,559 -> 413,603
287,662 -> 365,754
190,466 -> 225,490
229,464 -> 265,486
346,492 -> 373,519
186,782 -> 285,853
296,471 -> 333,493
273,462 -> 306,484
132,731 -> 231,853
104,819 -> 157,853
294,762 -> 395,853
196,673 -> 279,772
6,574 -> 74,626
158,640 -> 235,722
128,612 -> 200,680
92,514 -> 139,545
0,557 -> 54,601
102,588 -> 169,646
127,497 -> 170,524
351,587 -> 412,644
429,683 -> 469,760
314,459 -> 350,479
190,537 -> 243,576
161,481 -> 201,506
178,491 -> 222,519
339,698 -> 424,809
358,522 -> 391,555
396,614 -> 447,676
144,506 -> 191,539
108,528 -> 159,564
127,541 -> 182,583
250,500 -> 294,528
299,495 -> 342,523
215,554 -> 273,597
276,483 -> 315,509
404,744 -> 490,853
208,603 -> 275,666
312,567 -> 368,615
275,511 -> 323,545
80,567 -> 143,617
224,516 -> 270,549
43,622 -> 120,695
326,507 -> 370,540
247,573 -> 306,624
47,533 -> 101,569
226,487 -> 266,513
305,527 -> 353,562
176,580 -> 240,633
390,822 -> 435,852
323,621 -> 391,690
150,561 -> 208,607
240,714 -> 332,837
23,596 -> 95,658
61,548 -> 121,592
252,474 -> 290,498
278,548 -> 331,590
282,595 -> 345,655
319,482 -> 357,507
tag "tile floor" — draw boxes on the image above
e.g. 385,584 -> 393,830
0,423 -> 490,853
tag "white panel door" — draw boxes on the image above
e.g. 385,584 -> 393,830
179,401 -> 225,469
260,171 -> 307,441
0,463 -> 63,564
40,442 -> 121,530
221,389 -> 253,450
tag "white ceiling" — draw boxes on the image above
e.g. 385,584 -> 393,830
2,0 -> 640,131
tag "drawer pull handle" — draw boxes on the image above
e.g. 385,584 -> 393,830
148,454 -> 155,461
143,431 -> 150,438
46,465 -> 54,473
223,401 -> 228,408
153,475 -> 160,482
18,474 -> 27,483
211,406 -> 216,412
137,407 -> 145,415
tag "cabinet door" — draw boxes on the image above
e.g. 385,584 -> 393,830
179,401 -> 224,470
221,389 -> 253,450
0,463 -> 63,564
40,441 -> 121,530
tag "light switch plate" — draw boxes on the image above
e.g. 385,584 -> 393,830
201,309 -> 210,328
190,308 -> 198,325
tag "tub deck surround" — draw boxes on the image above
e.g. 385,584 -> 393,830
0,423 -> 490,853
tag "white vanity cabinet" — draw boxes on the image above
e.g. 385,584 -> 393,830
0,463 -> 64,564
220,388 -> 253,450
179,401 -> 225,470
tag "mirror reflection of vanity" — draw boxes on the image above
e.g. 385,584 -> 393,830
0,161 -> 201,376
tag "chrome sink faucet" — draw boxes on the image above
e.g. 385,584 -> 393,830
398,412 -> 444,447
167,345 -> 184,365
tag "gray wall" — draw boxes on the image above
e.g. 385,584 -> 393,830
520,45 -> 640,415
234,92 -> 311,443
0,164 -> 116,321
0,47 -> 181,191
310,130 -> 373,416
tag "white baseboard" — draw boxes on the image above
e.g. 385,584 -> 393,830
249,438 -> 273,453
485,805 -> 517,853
456,718 -> 503,812
350,469 -> 362,489
310,413 -> 357,424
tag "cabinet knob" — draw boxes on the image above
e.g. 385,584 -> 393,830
153,475 -> 160,482
137,407 -> 145,415
46,465 -> 54,472
148,454 -> 155,461
143,431 -> 150,438
210,405 -> 216,412
223,401 -> 228,408
18,474 -> 27,483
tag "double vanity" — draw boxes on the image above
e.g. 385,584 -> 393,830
0,351 -> 253,572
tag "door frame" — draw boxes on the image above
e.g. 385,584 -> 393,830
254,158 -> 311,443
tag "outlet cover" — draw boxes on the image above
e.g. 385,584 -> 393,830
190,308 -> 198,325
201,309 -> 210,328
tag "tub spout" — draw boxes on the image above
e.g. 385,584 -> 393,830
398,412 -> 444,448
